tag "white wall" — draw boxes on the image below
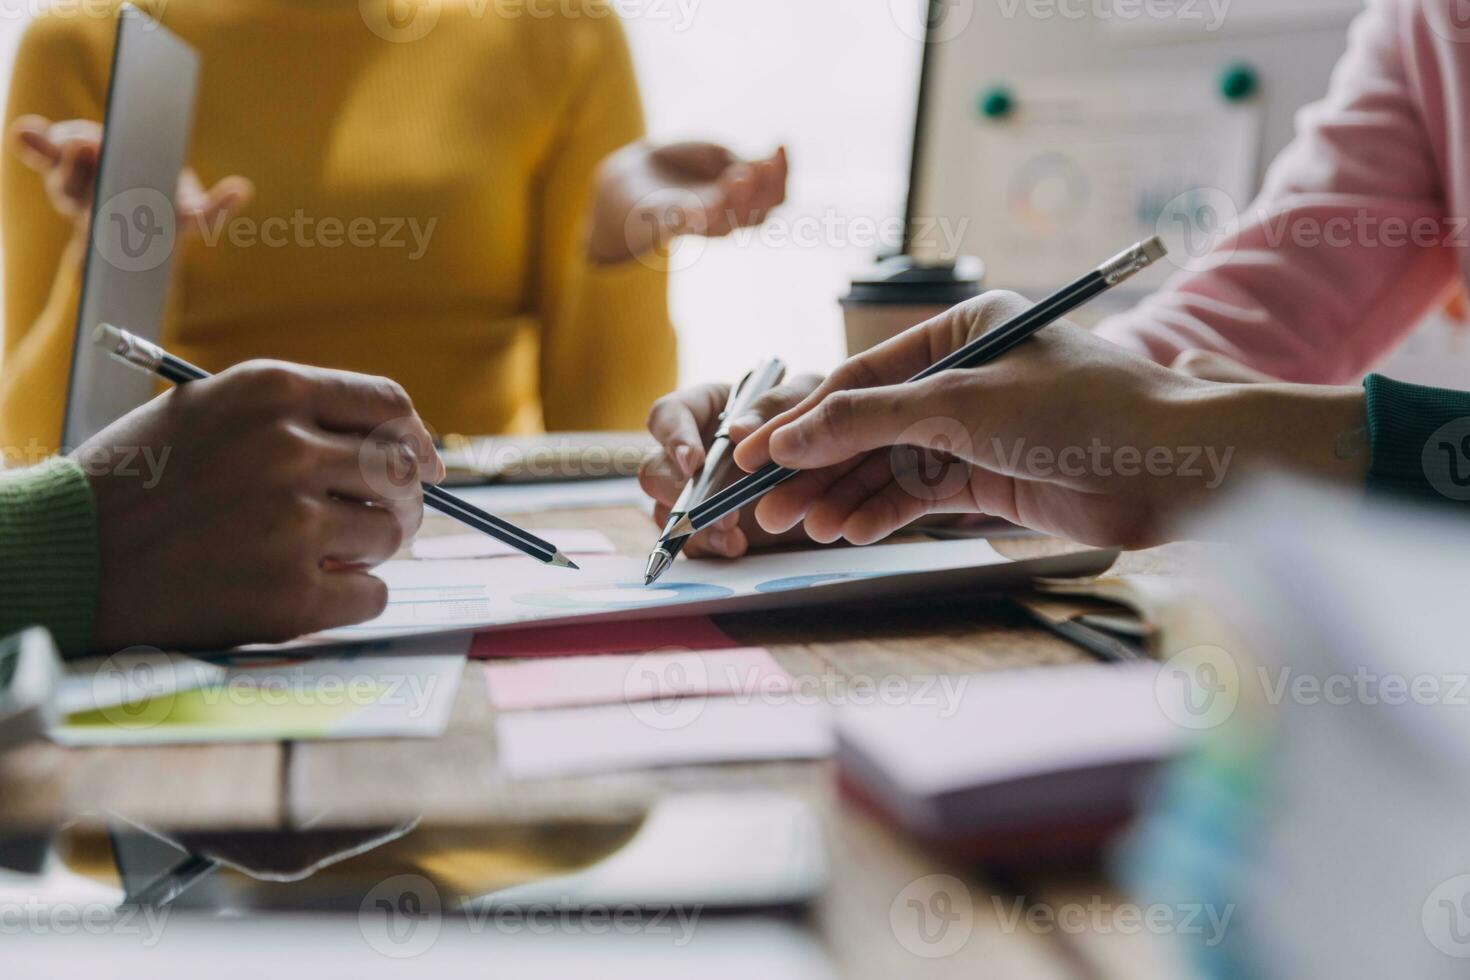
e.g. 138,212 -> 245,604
0,1 -> 924,385
624,0 -> 923,384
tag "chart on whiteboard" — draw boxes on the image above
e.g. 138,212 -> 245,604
971,70 -> 1262,291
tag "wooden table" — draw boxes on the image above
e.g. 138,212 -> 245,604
0,504 -> 1190,980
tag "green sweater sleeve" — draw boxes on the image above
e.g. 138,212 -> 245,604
0,457 -> 98,655
1364,374 -> 1470,502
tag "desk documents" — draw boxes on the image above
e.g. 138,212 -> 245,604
303,538 -> 1114,646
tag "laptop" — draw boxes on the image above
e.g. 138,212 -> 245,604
60,3 -> 198,449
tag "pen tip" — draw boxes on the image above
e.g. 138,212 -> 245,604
642,549 -> 673,586
550,551 -> 579,570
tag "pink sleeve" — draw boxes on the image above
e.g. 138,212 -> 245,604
1096,0 -> 1458,383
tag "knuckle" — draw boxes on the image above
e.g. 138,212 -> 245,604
371,376 -> 413,413
646,394 -> 678,432
286,493 -> 325,534
818,391 -> 855,438
268,422 -> 320,473
236,361 -> 310,410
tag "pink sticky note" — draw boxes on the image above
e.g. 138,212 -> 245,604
484,647 -> 793,711
470,616 -> 737,660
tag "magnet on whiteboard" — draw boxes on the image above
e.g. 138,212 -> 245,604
978,85 -> 1015,120
1219,63 -> 1258,102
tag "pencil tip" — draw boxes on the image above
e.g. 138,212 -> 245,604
550,551 -> 579,570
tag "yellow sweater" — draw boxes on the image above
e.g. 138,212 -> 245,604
1,0 -> 676,452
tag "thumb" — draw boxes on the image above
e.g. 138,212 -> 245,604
765,375 -> 970,470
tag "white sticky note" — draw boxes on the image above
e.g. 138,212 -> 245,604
496,699 -> 833,779
412,529 -> 616,561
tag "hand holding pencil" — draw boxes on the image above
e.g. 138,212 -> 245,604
95,325 -> 578,570
638,366 -> 823,563
727,290 -> 1254,550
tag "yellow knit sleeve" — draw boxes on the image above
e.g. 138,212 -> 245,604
531,5 -> 677,432
0,13 -> 110,456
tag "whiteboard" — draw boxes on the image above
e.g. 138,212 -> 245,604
904,0 -> 1363,297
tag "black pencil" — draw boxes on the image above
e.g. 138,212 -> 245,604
93,323 -> 577,569
668,237 -> 1168,538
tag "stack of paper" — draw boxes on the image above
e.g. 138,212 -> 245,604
837,662 -> 1189,861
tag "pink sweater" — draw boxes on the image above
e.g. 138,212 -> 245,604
1097,0 -> 1470,383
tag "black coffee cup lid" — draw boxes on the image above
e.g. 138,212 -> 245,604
843,255 -> 985,306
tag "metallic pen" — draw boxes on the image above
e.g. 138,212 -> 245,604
643,356 -> 786,585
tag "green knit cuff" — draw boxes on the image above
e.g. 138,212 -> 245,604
1364,374 -> 1470,503
0,458 -> 99,655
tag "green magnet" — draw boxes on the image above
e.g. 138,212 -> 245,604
978,86 -> 1014,120
1220,63 -> 1258,102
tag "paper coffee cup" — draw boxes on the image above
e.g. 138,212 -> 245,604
840,256 -> 984,356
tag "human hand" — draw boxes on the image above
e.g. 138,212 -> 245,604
9,114 -> 253,237
76,362 -> 445,650
734,291 -> 1368,549
1169,349 -> 1279,384
589,140 -> 787,265
639,371 -> 821,558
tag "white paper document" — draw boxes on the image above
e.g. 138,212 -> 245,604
310,538 -> 1039,643
412,529 -> 616,561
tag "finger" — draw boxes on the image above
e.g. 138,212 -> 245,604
342,437 -> 427,537
726,378 -> 815,440
307,370 -> 445,482
709,164 -> 754,235
320,498 -> 407,567
305,569 -> 390,632
9,115 -> 62,169
727,165 -> 761,228
802,451 -> 909,543
650,141 -> 736,181
180,175 -> 254,238
651,502 -> 745,559
839,468 -> 977,546
745,158 -> 782,221
701,525 -> 748,558
770,145 -> 789,204
646,383 -> 726,476
176,168 -> 207,214
734,330 -> 944,472
638,450 -> 685,507
752,455 -> 869,536
764,376 -> 961,471
53,137 -> 99,210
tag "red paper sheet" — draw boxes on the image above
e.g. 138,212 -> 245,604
469,616 -> 737,659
